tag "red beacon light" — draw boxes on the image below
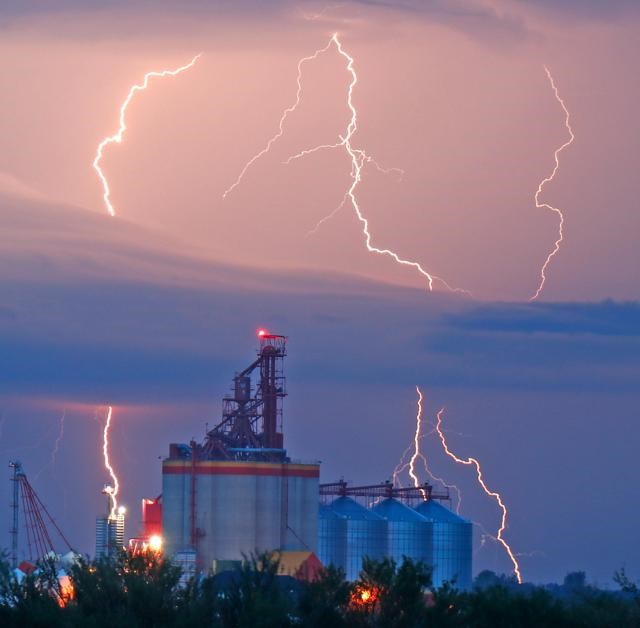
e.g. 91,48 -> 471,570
257,328 -> 268,338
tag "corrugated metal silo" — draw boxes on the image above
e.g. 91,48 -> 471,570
330,496 -> 387,581
318,503 -> 347,571
371,498 -> 433,568
415,501 -> 472,590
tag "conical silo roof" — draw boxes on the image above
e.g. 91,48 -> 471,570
319,503 -> 345,519
372,498 -> 429,522
330,496 -> 384,521
415,500 -> 470,524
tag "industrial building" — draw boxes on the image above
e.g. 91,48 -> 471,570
162,332 -> 319,571
319,481 -> 472,588
152,331 -> 472,587
95,485 -> 126,560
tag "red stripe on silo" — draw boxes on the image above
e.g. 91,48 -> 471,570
162,462 -> 319,478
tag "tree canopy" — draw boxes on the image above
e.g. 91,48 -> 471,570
0,550 -> 638,627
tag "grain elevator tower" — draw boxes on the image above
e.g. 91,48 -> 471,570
162,331 -> 319,571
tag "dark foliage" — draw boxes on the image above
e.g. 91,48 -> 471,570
0,550 -> 639,627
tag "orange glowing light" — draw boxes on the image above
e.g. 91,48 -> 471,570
57,574 -> 74,607
148,535 -> 163,552
102,406 -> 120,519
93,54 -> 201,217
350,584 -> 380,610
432,401 -> 522,583
530,66 -> 575,301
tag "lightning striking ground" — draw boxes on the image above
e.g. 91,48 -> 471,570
408,387 -> 427,497
393,388 -> 462,510
93,54 -> 201,217
433,404 -> 522,583
530,66 -> 575,301
102,406 -> 120,519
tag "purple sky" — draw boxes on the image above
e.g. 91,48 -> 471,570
0,0 -> 639,585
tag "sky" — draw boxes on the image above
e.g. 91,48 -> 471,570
0,0 -> 638,585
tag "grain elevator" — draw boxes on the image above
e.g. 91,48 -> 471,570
162,331 -> 319,571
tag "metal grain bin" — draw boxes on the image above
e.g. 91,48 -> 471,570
372,498 -> 433,569
318,503 -> 347,572
415,500 -> 472,590
329,496 -> 387,581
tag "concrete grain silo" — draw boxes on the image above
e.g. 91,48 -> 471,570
162,332 -> 319,572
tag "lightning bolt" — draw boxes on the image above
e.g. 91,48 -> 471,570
102,406 -> 119,519
433,403 -> 522,584
50,408 -> 66,469
402,387 -> 455,503
408,386 -> 425,494
93,54 -> 201,217
393,388 -> 462,509
303,34 -> 468,294
303,157 -> 404,238
92,57 -> 200,520
222,40 -> 335,198
392,441 -> 415,488
530,66 -> 575,301
226,34 -> 466,295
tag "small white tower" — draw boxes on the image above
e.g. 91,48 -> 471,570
95,484 -> 125,559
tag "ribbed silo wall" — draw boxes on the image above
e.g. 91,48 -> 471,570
284,474 -> 319,552
318,504 -> 347,572
255,473 -> 282,554
415,501 -> 472,590
162,459 -> 319,572
196,466 -> 263,566
330,497 -> 387,581
162,459 -> 191,558
371,498 -> 433,568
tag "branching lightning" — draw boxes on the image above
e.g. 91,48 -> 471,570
398,389 -> 521,575
434,404 -> 522,583
393,388 -> 462,510
408,386 -> 425,493
225,33 -> 466,295
102,406 -> 120,519
93,54 -> 201,217
306,34 -> 468,294
530,66 -> 575,301
222,40 -> 334,198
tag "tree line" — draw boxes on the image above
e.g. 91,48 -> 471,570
0,549 -> 638,627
